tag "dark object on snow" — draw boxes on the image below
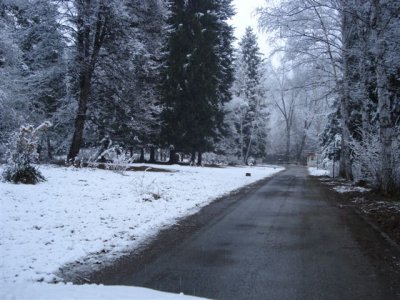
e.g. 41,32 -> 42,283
3,165 -> 45,184
246,173 -> 251,177
355,180 -> 368,187
97,156 -> 112,163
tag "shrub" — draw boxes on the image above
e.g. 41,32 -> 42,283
3,164 -> 45,184
2,122 -> 51,184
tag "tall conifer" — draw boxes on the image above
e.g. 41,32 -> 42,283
160,0 -> 234,164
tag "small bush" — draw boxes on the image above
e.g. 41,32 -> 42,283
3,164 -> 45,184
2,122 -> 51,184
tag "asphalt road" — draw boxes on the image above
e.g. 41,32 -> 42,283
102,166 -> 398,299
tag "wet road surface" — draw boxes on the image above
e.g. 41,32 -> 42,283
103,166 -> 398,299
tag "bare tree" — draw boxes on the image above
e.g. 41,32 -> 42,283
258,0 -> 400,192
269,65 -> 297,162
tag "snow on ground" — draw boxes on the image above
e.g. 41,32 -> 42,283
0,164 -> 283,285
308,167 -> 330,177
333,185 -> 371,193
0,283 -> 206,300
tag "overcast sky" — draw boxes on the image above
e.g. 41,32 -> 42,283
229,0 -> 270,56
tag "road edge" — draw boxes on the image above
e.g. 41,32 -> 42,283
57,171 -> 282,284
308,174 -> 400,299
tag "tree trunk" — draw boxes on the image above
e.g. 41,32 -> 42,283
67,1 -> 109,163
46,134 -> 53,160
372,0 -> 395,194
296,133 -> 307,163
197,151 -> 202,166
339,5 -> 354,180
190,150 -> 196,165
240,109 -> 244,164
139,148 -> 145,162
67,73 -> 90,162
244,133 -> 253,165
285,126 -> 291,163
339,96 -> 354,180
169,149 -> 178,164
149,146 -> 155,163
377,73 -> 394,194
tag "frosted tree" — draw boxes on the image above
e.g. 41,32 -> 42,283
258,0 -> 400,193
261,59 -> 333,164
3,122 -> 51,184
0,11 -> 25,148
60,0 -> 169,163
272,66 -> 296,162
258,0 -> 345,166
88,0 -> 167,161
64,0 -> 126,162
229,27 -> 269,164
0,0 -> 65,160
368,0 -> 400,193
18,0 -> 66,160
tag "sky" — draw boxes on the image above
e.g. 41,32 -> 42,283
229,0 -> 271,56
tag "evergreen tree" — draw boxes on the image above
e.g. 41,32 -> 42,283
229,27 -> 269,164
214,0 -> 235,135
65,0 -> 168,162
18,0 -> 66,160
0,3 -> 25,147
0,0 -> 66,160
86,0 -> 166,157
160,0 -> 234,164
124,0 -> 166,160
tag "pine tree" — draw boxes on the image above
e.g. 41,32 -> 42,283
87,0 -> 166,156
230,27 -> 269,164
18,0 -> 66,160
125,0 -> 166,159
214,0 -> 235,134
0,0 -> 66,160
160,0 -> 235,164
0,3 -> 25,147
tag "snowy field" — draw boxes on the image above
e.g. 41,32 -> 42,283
0,164 -> 283,287
308,167 -> 330,177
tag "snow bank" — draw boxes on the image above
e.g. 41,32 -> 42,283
0,283 -> 206,300
308,167 -> 330,177
0,164 -> 283,284
333,185 -> 371,193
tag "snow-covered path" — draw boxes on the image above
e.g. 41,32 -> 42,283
0,164 -> 283,284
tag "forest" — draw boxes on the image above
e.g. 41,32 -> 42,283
0,0 -> 399,194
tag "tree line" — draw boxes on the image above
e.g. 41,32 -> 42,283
0,0 -> 269,167
1,0 -> 398,194
258,0 -> 400,194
